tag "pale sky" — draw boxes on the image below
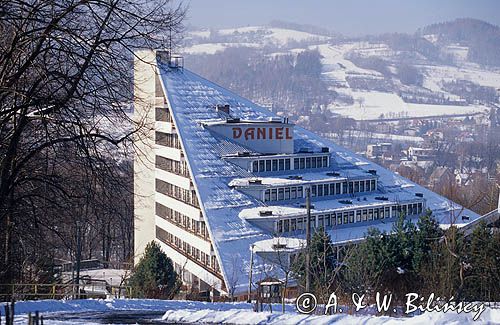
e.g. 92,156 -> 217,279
185,0 -> 500,36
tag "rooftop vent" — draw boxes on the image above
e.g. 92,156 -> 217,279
298,147 -> 312,153
339,199 -> 352,204
321,147 -> 330,153
462,215 -> 470,221
259,210 -> 273,216
237,151 -> 251,157
375,196 -> 389,201
216,104 -> 230,115
226,117 -> 240,123
367,169 -> 377,175
288,175 -> 303,180
249,179 -> 262,185
268,117 -> 283,123
326,172 -> 340,177
299,204 -> 315,209
272,243 -> 287,250
415,192 -> 424,198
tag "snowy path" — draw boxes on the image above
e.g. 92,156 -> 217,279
1,299 -> 499,324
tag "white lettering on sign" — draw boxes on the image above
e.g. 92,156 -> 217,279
232,127 -> 293,141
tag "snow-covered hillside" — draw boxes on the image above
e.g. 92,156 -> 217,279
183,24 -> 499,120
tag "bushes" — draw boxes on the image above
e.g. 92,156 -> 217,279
128,241 -> 181,299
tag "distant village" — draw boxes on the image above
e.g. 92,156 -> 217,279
315,106 -> 500,215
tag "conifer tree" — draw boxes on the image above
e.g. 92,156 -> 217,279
128,241 -> 180,299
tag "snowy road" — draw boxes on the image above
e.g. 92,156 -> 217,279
1,299 -> 499,324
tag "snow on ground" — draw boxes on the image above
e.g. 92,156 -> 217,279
1,299 -> 499,324
217,26 -> 330,46
183,42 -> 259,55
316,43 -> 383,86
421,64 -> 500,89
328,90 -> 488,120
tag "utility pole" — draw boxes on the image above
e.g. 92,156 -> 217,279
74,220 -> 82,299
305,187 -> 311,292
247,244 -> 255,303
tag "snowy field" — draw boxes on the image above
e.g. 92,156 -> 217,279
328,90 -> 488,120
1,299 -> 499,324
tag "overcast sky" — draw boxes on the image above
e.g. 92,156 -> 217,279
185,0 -> 500,36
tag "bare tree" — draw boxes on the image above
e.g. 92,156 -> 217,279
0,0 -> 186,288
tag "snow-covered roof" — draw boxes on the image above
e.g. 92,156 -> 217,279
158,63 -> 483,295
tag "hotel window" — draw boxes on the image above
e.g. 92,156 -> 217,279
277,220 -> 283,233
342,182 -> 348,194
317,157 -> 323,168
291,219 -> 297,231
371,180 -> 376,191
306,157 -> 311,168
312,157 -> 317,168
329,183 -> 335,195
324,184 -> 329,196
272,159 -> 278,171
278,159 -> 285,171
278,188 -> 284,200
380,208 -> 385,219
360,181 -> 365,192
253,161 -> 258,172
354,181 -> 359,193
311,185 -> 317,197
325,214 -> 331,227
348,182 -> 354,193
259,160 -> 265,172
294,158 -> 299,169
284,219 -> 290,232
266,160 -> 272,171
284,188 -> 290,200
362,209 -> 368,221
402,205 -> 407,216
385,207 -> 390,218
417,203 -> 423,214
365,180 -> 370,192
264,189 -> 270,201
343,212 -> 348,224
318,215 -> 324,227
336,183 -> 341,194
285,158 -> 291,170
356,210 -> 361,222
271,189 -> 277,201
349,211 -> 355,223
299,158 -> 305,169
332,213 -> 337,225
297,218 -> 303,230
297,186 -> 303,198
323,156 -> 328,167
368,209 -> 373,220
374,208 -> 379,220
318,184 -> 323,196
392,207 -> 398,218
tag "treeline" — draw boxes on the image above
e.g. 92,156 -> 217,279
420,18 -> 500,66
185,48 -> 336,116
292,212 -> 500,307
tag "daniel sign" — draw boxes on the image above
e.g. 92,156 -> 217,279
207,121 -> 294,154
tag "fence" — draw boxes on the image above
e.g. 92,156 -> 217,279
0,283 -> 132,301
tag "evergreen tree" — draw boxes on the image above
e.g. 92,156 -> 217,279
464,221 -> 500,301
291,228 -> 337,301
413,210 -> 443,273
128,241 -> 180,299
